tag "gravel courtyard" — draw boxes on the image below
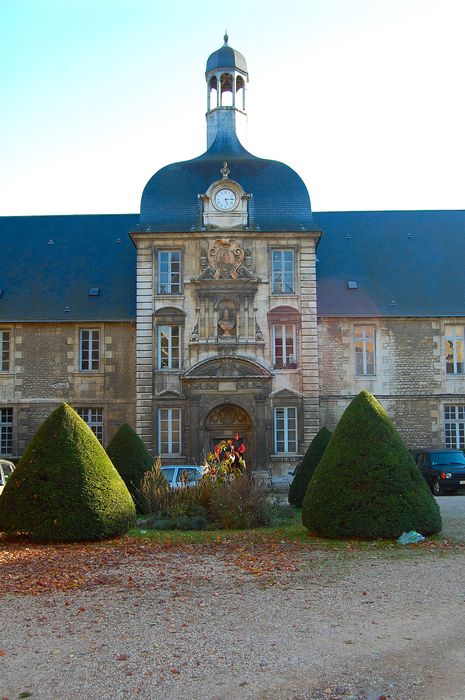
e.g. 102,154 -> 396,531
1,497 -> 464,700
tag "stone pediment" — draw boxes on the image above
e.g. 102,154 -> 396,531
270,388 -> 302,399
184,357 -> 271,380
157,389 -> 184,398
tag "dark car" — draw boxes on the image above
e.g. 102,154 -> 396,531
411,449 -> 465,496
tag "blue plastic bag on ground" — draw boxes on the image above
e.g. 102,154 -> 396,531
397,530 -> 425,544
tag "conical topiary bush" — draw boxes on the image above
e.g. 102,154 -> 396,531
288,427 -> 332,507
0,404 -> 136,542
302,391 -> 442,538
106,423 -> 155,510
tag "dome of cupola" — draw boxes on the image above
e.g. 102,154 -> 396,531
138,37 -> 315,233
206,32 -> 247,75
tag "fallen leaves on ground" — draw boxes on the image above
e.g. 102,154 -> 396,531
0,535 -> 307,597
0,532 -> 458,598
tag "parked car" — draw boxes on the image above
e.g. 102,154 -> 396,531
160,465 -> 204,489
0,459 -> 15,495
411,449 -> 465,496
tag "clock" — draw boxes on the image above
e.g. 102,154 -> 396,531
214,188 -> 236,211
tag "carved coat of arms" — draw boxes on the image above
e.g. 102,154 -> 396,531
208,239 -> 243,279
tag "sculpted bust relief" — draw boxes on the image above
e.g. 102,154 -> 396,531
218,307 -> 236,336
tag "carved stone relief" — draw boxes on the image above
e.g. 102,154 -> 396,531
184,357 -> 271,380
197,239 -> 258,281
206,404 -> 251,428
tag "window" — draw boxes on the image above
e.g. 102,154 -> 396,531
355,325 -> 376,376
271,250 -> 294,294
0,408 -> 13,455
158,325 -> 180,369
76,407 -> 103,444
272,324 -> 296,368
79,329 -> 100,371
158,408 -> 181,455
0,330 -> 10,372
445,325 -> 464,374
274,407 -> 297,453
444,405 -> 465,449
158,251 -> 181,294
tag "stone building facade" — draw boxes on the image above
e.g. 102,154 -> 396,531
1,38 -> 465,471
0,322 -> 135,457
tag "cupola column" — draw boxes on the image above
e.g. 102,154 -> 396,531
232,74 -> 236,107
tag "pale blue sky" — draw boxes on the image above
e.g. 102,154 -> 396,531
1,0 -> 464,215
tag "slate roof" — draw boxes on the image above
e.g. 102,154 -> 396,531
1,209 -> 464,322
206,41 -> 248,74
0,214 -> 137,322
139,128 -> 315,233
314,210 -> 465,317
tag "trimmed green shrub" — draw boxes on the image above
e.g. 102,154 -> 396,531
302,391 -> 442,538
288,427 -> 332,507
0,404 -> 136,542
106,423 -> 155,509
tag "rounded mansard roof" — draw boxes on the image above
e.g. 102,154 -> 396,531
206,34 -> 248,75
139,130 -> 315,232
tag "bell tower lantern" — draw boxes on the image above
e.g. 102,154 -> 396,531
205,33 -> 249,148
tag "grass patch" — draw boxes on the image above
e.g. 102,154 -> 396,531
130,505 -> 454,553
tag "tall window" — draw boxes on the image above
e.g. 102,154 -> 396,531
158,408 -> 181,455
79,329 -> 100,371
272,324 -> 296,369
158,251 -> 181,294
0,330 -> 10,372
76,407 -> 103,443
355,325 -> 376,376
445,325 -> 464,374
274,407 -> 297,453
158,325 -> 180,369
0,408 -> 13,455
271,250 -> 294,294
444,405 -> 465,449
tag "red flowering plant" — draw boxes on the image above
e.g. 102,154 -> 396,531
202,433 -> 246,483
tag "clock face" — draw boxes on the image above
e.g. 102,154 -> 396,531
214,188 -> 236,211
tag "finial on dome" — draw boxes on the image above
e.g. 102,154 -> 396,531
223,30 -> 228,46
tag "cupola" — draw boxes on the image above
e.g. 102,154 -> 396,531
205,33 -> 249,148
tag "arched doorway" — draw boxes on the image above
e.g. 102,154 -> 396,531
205,403 -> 252,457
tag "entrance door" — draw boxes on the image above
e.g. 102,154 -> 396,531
205,404 -> 253,463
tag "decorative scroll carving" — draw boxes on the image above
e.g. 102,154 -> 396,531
190,322 -> 199,342
197,238 -> 258,281
209,239 -> 243,279
255,321 -> 264,341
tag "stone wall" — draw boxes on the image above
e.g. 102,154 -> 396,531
0,322 -> 135,457
318,317 -> 465,448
